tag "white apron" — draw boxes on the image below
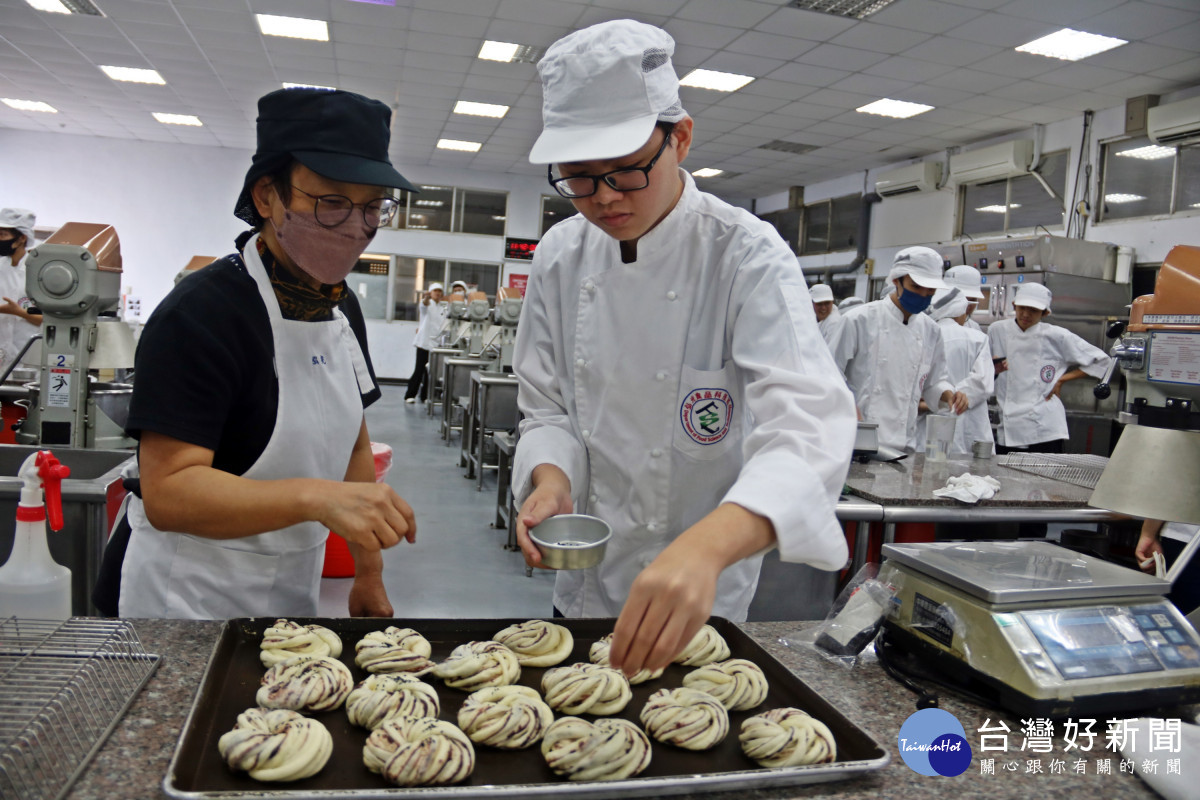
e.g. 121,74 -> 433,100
0,254 -> 34,371
119,237 -> 372,619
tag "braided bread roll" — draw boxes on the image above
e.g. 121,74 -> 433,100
541,662 -> 631,715
432,641 -> 521,690
493,620 -> 574,667
217,708 -> 332,782
640,686 -> 729,750
256,655 -> 353,712
588,634 -> 663,684
541,717 -> 651,781
457,685 -> 554,749
363,715 -> 476,787
260,619 -> 342,667
739,707 -> 837,767
682,658 -> 768,711
346,673 -> 440,730
673,624 -> 730,666
355,627 -> 435,676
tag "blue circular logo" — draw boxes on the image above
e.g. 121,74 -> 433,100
680,388 -> 733,445
897,708 -> 972,777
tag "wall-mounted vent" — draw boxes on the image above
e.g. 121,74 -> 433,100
758,140 -> 818,155
510,45 -> 545,65
786,0 -> 898,19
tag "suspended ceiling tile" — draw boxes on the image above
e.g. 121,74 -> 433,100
572,7 -> 670,30
724,31 -> 818,61
1144,21 -> 1200,53
994,0 -> 1124,26
942,12 -> 1058,47
672,45 -> 719,70
1003,105 -> 1076,124
862,55 -> 952,83
663,18 -> 745,50
751,7 -> 858,42
674,0 -> 776,29
830,72 -> 915,98
966,49 -> 1060,80
829,22 -> 933,56
947,94 -> 1026,116
866,0 -> 987,33
1149,56 -> 1200,81
923,67 -> 1015,94
1083,2 -> 1200,40
410,9 -> 492,38
494,0 -> 586,28
409,0 -> 502,14
699,51 -> 786,78
794,43 -> 890,72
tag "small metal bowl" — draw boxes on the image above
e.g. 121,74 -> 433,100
529,514 -> 612,570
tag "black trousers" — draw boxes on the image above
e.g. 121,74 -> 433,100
995,438 -> 1065,456
405,347 -> 430,401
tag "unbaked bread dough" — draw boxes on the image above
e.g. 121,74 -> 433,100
682,658 -> 768,711
640,686 -> 729,750
363,715 -> 476,786
739,707 -> 837,767
673,624 -> 730,666
457,685 -> 555,749
354,627 -> 435,676
217,708 -> 332,782
541,717 -> 651,781
345,673 -> 440,731
588,633 -> 663,684
493,620 -> 573,667
260,619 -> 342,667
541,662 -> 631,715
432,640 -> 521,690
256,655 -> 353,713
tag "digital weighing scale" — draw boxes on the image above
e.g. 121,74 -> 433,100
878,540 -> 1200,718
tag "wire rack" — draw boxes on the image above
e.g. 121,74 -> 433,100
0,617 -> 160,800
996,452 -> 1110,489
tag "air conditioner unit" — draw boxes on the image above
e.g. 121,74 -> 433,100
874,161 -> 942,197
1148,95 -> 1200,146
949,140 -> 1034,185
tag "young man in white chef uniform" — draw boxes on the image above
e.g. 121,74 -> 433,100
916,287 -> 994,456
404,282 -> 445,405
810,283 -> 840,343
827,247 -> 968,454
944,264 -> 985,332
0,208 -> 43,373
512,20 -> 856,677
988,282 -> 1108,454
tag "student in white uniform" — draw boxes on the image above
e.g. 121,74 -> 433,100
915,287 -> 994,456
404,282 -> 446,405
0,208 -> 43,372
118,89 -> 418,619
512,20 -> 856,677
827,247 -> 967,454
988,283 -> 1109,454
810,283 -> 840,342
944,264 -> 984,332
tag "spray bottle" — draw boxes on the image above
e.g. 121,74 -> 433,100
0,450 -> 72,620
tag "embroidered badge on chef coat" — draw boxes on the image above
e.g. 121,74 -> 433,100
680,388 -> 733,445
1040,365 -> 1056,383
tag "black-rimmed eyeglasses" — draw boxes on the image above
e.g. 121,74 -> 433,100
288,184 -> 400,229
548,124 -> 676,199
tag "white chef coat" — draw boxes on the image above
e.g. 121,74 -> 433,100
988,318 -> 1108,448
0,254 -> 36,371
413,299 -> 447,350
827,298 -> 955,453
119,235 -> 372,619
817,304 -> 841,344
512,170 -> 855,621
914,319 -> 994,455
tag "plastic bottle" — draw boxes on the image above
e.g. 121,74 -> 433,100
0,450 -> 72,620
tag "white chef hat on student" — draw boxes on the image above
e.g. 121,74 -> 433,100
0,208 -> 36,244
810,284 -> 834,303
890,246 -> 948,289
529,19 -> 687,165
944,264 -> 984,300
1013,282 -> 1052,311
428,282 -> 444,292
930,287 -> 969,321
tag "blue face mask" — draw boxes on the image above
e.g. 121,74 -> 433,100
897,283 -> 932,314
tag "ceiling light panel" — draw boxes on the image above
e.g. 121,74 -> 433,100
25,0 -> 102,14
437,139 -> 481,152
1104,193 -> 1145,204
256,14 -> 330,42
1115,145 -> 1175,161
692,168 -> 724,178
1015,29 -> 1127,62
2,98 -> 58,112
453,101 -> 509,119
786,0 -> 898,19
153,112 -> 202,126
477,40 -> 543,64
283,82 -> 336,91
856,98 -> 933,118
680,69 -> 755,92
975,204 -> 1021,213
100,66 -> 165,84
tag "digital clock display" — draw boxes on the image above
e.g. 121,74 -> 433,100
505,238 -> 539,261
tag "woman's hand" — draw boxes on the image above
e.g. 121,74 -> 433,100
317,481 -> 415,552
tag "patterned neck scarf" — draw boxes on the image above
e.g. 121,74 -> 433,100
255,236 -> 345,321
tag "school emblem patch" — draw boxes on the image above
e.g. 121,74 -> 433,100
681,388 -> 733,445
1040,365 -> 1056,383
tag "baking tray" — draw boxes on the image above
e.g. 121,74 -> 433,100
164,617 -> 888,799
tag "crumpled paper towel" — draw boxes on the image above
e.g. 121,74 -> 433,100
1119,717 -> 1200,800
932,474 -> 1001,504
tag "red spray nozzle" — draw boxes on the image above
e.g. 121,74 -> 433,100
35,451 -> 70,531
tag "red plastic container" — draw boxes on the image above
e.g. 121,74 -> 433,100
323,443 -> 394,578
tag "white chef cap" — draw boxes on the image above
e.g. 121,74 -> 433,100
890,246 -> 948,289
1013,282 -> 1052,311
810,284 -> 834,303
0,208 -> 36,244
930,287 -> 969,321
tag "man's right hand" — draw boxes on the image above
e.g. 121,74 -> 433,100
516,465 -> 573,568
318,482 -> 415,552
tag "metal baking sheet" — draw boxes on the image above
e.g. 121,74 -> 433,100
164,617 -> 888,799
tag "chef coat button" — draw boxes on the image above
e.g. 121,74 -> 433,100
651,448 -> 662,458
589,494 -> 598,504
667,291 -> 677,301
582,429 -> 591,439
655,371 -> 667,381
647,522 -> 658,532
575,357 -> 585,367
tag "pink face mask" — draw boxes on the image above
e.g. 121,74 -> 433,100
271,203 -> 375,286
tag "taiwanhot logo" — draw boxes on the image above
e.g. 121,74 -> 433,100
897,708 -> 972,777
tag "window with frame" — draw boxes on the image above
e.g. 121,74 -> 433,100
394,185 -> 509,235
800,194 -> 860,256
959,150 -> 1067,236
541,195 -> 577,236
1098,136 -> 1198,221
348,253 -> 392,320
758,208 -> 801,254
390,258 -> 501,319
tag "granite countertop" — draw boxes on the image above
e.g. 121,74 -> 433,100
845,454 -> 1102,507
62,619 -> 1167,800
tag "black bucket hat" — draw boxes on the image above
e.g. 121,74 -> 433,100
234,87 -> 418,225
